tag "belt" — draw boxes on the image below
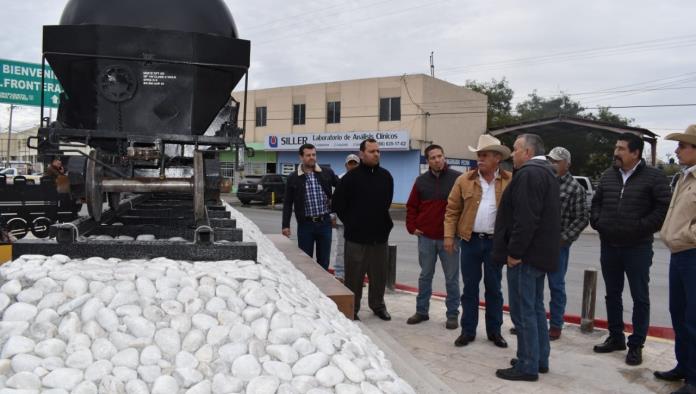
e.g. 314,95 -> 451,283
471,232 -> 494,240
305,214 -> 328,223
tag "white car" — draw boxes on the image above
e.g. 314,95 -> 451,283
573,176 -> 594,209
0,167 -> 43,185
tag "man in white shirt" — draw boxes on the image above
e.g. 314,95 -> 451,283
444,135 -> 512,349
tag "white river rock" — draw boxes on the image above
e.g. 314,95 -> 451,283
3,303 -> 38,322
2,336 -> 35,358
41,368 -> 83,390
291,352 -> 330,376
0,204 -> 414,393
231,354 -> 261,381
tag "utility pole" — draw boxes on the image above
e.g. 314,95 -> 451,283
429,51 -> 435,78
5,104 -> 17,167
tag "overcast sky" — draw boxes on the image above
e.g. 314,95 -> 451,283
1,0 -> 694,161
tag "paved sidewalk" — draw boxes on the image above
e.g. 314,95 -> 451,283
360,288 -> 681,394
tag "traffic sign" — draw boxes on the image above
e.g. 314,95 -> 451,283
0,58 -> 62,108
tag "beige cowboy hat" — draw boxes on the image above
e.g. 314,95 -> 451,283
665,124 -> 696,146
468,134 -> 511,160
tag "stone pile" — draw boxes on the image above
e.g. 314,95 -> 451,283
0,205 -> 414,393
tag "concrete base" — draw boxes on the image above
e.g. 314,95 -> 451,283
267,234 -> 355,320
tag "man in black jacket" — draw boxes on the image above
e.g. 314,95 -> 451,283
282,143 -> 339,270
493,134 -> 560,382
333,138 -> 394,321
591,132 -> 671,366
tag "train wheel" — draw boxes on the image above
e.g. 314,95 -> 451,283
7,217 -> 28,240
30,217 -> 53,238
86,150 -> 104,222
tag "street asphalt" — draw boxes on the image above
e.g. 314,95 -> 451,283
224,197 -> 672,328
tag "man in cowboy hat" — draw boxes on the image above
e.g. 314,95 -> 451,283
654,125 -> 696,392
444,134 -> 512,348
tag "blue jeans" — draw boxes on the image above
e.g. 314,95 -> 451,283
669,248 -> 696,383
415,235 -> 461,318
547,245 -> 570,329
508,263 -> 550,375
600,242 -> 653,347
297,215 -> 332,270
460,237 -> 503,336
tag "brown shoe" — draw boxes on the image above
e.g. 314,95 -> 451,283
407,313 -> 429,325
549,326 -> 562,341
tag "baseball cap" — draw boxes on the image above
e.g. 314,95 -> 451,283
345,154 -> 360,164
547,147 -> 571,162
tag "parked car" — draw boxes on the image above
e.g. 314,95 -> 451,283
0,167 -> 43,185
237,174 -> 287,205
573,176 -> 595,209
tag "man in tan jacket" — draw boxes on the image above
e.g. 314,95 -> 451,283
654,124 -> 696,393
444,134 -> 512,349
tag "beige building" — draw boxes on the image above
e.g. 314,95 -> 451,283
230,74 -> 487,203
234,74 -> 487,160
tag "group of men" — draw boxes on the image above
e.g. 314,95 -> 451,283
280,125 -> 696,392
282,138 -> 394,321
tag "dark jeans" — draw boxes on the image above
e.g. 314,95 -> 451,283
297,215 -> 332,270
600,242 -> 653,347
669,248 -> 696,382
460,237 -> 503,336
344,240 -> 388,315
508,263 -> 550,375
547,245 -> 570,329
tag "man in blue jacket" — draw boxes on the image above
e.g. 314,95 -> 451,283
282,143 -> 339,270
493,134 -> 560,382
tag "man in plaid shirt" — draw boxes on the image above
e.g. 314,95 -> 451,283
546,146 -> 589,340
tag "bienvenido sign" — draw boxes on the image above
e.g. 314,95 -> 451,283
0,58 -> 63,108
264,131 -> 410,151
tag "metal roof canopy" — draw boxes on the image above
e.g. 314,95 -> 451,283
488,116 -> 658,165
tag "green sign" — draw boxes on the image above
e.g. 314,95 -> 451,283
0,58 -> 62,108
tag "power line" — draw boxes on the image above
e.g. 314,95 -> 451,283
583,103 -> 696,110
437,34 -> 696,76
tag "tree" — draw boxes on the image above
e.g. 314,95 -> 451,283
464,78 -> 642,177
464,78 -> 515,129
586,106 -> 634,126
515,92 -> 584,121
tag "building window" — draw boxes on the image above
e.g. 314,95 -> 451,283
327,101 -> 341,124
379,97 -> 401,121
255,106 -> 267,127
293,104 -> 306,125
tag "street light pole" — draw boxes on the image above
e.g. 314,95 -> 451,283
5,104 -> 16,167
